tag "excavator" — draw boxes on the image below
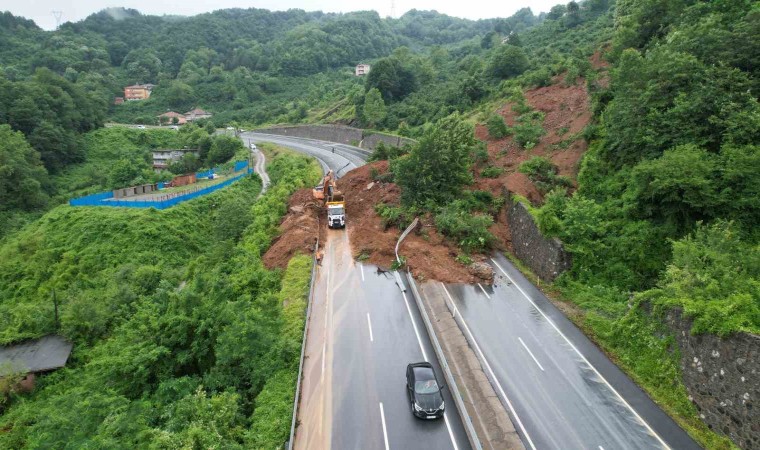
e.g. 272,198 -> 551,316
312,170 -> 346,229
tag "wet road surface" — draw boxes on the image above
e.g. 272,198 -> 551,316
442,253 -> 701,450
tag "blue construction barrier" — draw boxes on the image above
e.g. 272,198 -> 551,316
69,168 -> 253,209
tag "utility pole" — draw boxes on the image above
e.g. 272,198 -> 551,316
52,11 -> 63,30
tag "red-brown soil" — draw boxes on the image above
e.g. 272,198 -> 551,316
339,161 -> 488,283
264,56 -> 602,282
263,188 -> 325,269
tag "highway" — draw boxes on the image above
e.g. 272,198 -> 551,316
243,132 -> 471,450
243,132 -> 700,450
441,253 -> 701,450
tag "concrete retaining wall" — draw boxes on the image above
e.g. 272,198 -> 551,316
258,124 -> 415,150
505,196 -> 571,282
662,308 -> 758,449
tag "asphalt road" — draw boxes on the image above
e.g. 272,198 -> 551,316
244,132 -> 470,450
442,253 -> 702,450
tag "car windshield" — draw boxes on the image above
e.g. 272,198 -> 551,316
329,207 -> 344,215
414,379 -> 439,394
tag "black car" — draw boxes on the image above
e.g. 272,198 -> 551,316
406,362 -> 445,419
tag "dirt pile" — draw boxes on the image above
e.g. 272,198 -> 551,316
338,162 -> 490,284
262,188 -> 324,269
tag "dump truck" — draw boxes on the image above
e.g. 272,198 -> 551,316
313,170 -> 346,228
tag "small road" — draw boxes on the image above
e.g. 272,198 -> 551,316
241,132 -> 470,450
250,145 -> 270,195
442,253 -> 702,450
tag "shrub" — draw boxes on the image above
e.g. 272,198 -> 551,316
486,114 -> 510,139
518,156 -> 573,194
375,203 -> 415,230
435,201 -> 495,252
480,165 -> 504,178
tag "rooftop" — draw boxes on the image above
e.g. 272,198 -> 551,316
0,335 -> 73,374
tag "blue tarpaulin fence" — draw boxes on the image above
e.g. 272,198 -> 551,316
70,167 -> 252,209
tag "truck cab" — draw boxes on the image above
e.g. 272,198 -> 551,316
326,202 -> 346,229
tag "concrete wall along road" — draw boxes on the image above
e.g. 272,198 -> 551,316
258,124 -> 415,151
505,195 -> 571,282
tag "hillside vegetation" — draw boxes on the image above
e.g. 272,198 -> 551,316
0,150 -> 322,447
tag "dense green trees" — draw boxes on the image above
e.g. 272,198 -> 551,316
0,126 -> 48,211
393,114 -> 475,206
487,44 -> 530,79
0,149 -> 322,448
0,68 -> 104,172
363,88 -> 387,127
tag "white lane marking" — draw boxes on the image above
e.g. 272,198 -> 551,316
379,402 -> 390,450
321,342 -> 326,384
401,291 -> 429,361
518,337 -> 545,372
443,414 -> 459,450
490,257 -> 672,450
441,284 -> 538,450
367,313 -> 374,342
402,288 -> 459,449
360,263 -> 365,281
477,283 -> 491,299
599,446 -> 605,450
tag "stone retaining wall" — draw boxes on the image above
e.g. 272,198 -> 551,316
662,308 -> 758,449
258,124 -> 415,150
505,196 -> 571,282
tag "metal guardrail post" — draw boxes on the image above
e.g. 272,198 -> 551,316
395,218 -> 483,450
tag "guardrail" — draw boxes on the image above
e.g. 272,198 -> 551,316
287,163 -> 329,450
395,219 -> 483,450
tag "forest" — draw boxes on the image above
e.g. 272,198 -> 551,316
0,0 -> 758,448
0,147 -> 322,448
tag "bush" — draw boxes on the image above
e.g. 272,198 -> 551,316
375,203 -> 415,230
518,156 -> 572,194
513,111 -> 546,149
435,201 -> 495,252
480,165 -> 504,178
486,114 -> 510,139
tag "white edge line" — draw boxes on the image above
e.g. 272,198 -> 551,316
321,342 -> 325,384
367,313 -> 374,342
379,402 -> 390,450
401,291 -> 429,362
477,283 -> 491,299
441,283 -> 538,450
360,263 -> 365,281
490,257 -> 672,450
518,337 -> 545,372
443,414 -> 460,450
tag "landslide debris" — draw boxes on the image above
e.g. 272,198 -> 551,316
262,187 -> 324,269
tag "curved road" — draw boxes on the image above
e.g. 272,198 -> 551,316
243,132 -> 700,450
243,132 -> 471,450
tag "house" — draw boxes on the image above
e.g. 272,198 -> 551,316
152,148 -> 199,171
184,108 -> 212,122
124,84 -> 153,101
157,111 -> 187,125
355,63 -> 371,76
0,335 -> 73,392
114,97 -> 124,105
